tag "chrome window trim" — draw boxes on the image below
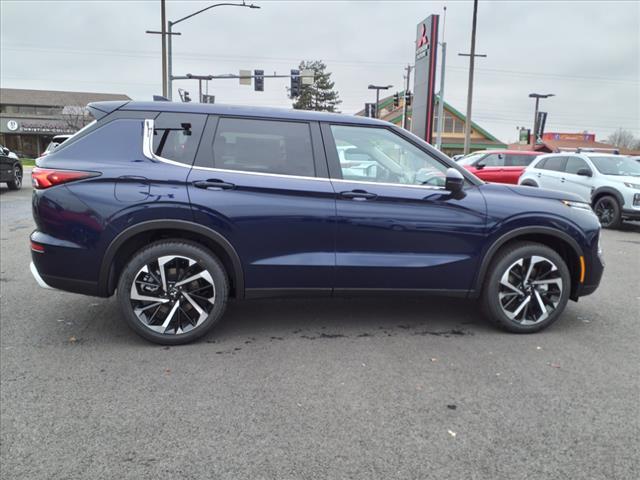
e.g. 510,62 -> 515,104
142,118 -> 445,191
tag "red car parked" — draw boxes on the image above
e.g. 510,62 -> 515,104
457,150 -> 539,184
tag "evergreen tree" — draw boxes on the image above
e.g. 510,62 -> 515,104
290,60 -> 341,112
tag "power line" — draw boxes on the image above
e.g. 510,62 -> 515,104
3,43 -> 639,85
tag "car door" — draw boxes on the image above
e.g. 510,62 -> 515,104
536,156 -> 567,191
473,153 -> 505,183
322,123 -> 487,293
561,156 -> 594,202
502,154 -> 534,185
188,116 -> 336,294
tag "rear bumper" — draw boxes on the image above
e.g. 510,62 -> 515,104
30,230 -> 102,297
30,262 -> 52,289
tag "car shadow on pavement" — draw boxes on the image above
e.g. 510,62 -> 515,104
55,294 -> 499,347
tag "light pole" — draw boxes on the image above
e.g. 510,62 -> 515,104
167,1 -> 260,100
458,0 -> 486,155
368,84 -> 393,119
529,93 -> 554,146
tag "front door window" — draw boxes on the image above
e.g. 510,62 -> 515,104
330,125 -> 448,188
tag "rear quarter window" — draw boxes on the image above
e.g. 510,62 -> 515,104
152,112 -> 206,165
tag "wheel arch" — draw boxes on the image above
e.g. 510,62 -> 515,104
98,219 -> 244,299
472,226 -> 584,301
591,186 -> 624,208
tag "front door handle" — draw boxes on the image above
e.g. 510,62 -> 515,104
340,189 -> 377,200
193,179 -> 235,190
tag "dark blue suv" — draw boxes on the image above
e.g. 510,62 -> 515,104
30,101 -> 604,344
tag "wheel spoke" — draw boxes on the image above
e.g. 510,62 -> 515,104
175,270 -> 214,287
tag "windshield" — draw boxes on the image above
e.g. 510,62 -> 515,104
457,152 -> 485,166
589,156 -> 640,176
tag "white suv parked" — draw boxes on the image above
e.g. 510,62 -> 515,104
519,152 -> 640,228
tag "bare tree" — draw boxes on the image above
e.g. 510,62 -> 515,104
607,128 -> 638,149
61,105 -> 90,131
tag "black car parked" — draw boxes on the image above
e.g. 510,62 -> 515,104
0,146 -> 22,190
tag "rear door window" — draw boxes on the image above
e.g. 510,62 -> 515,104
539,156 -> 566,171
153,113 -> 206,165
505,154 -> 535,167
210,117 -> 316,177
481,153 -> 505,167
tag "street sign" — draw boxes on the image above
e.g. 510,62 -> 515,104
301,69 -> 314,85
519,128 -> 530,144
239,69 -> 251,86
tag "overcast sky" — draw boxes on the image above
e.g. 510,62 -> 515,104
1,0 -> 638,143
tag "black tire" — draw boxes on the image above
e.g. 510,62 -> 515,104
481,242 -> 571,333
6,163 -> 22,190
593,195 -> 622,229
116,240 -> 228,345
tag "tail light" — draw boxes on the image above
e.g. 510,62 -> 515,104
32,167 -> 99,189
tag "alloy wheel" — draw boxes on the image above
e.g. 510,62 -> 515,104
13,166 -> 22,188
594,198 -> 615,227
129,255 -> 216,335
498,255 -> 563,325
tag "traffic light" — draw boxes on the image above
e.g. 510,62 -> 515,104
178,88 -> 191,103
405,91 -> 412,107
393,92 -> 400,108
290,69 -> 300,98
254,69 -> 264,92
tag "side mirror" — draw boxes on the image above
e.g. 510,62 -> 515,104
2,147 -> 8,154
445,168 -> 465,193
576,168 -> 592,177
475,162 -> 485,170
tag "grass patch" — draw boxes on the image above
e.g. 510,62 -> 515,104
20,158 -> 35,167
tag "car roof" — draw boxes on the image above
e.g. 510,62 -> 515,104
471,149 -> 539,155
538,152 -> 620,158
116,101 -> 389,126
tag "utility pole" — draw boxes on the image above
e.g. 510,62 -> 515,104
160,0 -> 167,97
459,0 -> 486,155
435,42 -> 446,151
402,64 -> 412,130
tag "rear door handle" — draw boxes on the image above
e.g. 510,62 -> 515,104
193,179 -> 235,190
340,189 -> 377,200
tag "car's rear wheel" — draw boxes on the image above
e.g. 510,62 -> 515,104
116,240 -> 228,345
593,195 -> 621,229
7,163 -> 22,190
482,242 -> 570,333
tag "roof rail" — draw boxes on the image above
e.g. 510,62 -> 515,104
558,147 -> 620,155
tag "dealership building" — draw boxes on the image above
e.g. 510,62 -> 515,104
0,88 -> 130,158
356,92 -> 507,156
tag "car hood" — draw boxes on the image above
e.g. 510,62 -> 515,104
479,183 -> 585,202
604,175 -> 640,185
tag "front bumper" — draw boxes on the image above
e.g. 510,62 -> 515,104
622,208 -> 640,221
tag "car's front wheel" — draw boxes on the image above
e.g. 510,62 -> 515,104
117,240 -> 228,345
593,195 -> 622,229
7,163 -> 22,190
482,242 -> 570,333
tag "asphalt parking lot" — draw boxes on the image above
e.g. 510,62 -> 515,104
1,177 -> 639,480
